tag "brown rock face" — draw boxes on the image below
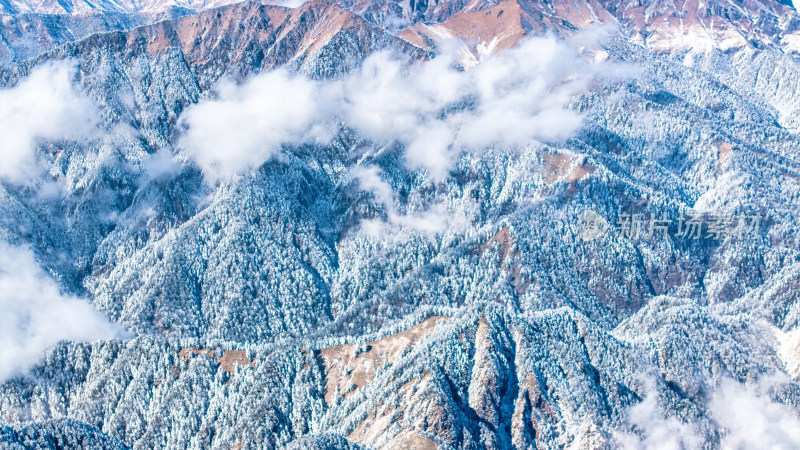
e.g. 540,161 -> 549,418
393,0 -> 800,56
318,315 -> 448,404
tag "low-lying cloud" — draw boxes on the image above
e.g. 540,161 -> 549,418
710,376 -> 800,448
614,379 -> 703,449
615,376 -> 800,449
0,243 -> 123,383
0,60 -> 99,183
178,69 -> 325,182
351,165 -> 474,238
178,35 -> 619,182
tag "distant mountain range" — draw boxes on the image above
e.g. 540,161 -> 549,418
0,0 -> 238,15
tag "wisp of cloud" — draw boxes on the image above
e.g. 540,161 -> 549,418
0,243 -> 123,383
351,165 -> 474,238
178,35 -> 618,182
615,375 -> 800,449
0,60 -> 99,183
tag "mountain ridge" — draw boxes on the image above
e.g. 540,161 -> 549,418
2,0 -> 800,447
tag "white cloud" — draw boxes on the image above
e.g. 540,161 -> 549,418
177,69 -> 325,182
709,376 -> 800,448
351,165 -> 473,239
142,149 -> 182,181
351,165 -> 394,207
614,382 -> 703,450
0,243 -> 123,383
178,35 -> 622,182
615,376 -> 800,449
0,60 -> 99,183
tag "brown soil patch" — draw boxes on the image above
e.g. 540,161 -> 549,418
480,226 -> 513,261
319,316 -> 448,404
345,373 -> 439,447
542,151 -> 594,185
178,347 -> 254,374
397,0 -> 527,53
479,226 -> 531,294
717,141 -> 732,173
380,430 -> 439,450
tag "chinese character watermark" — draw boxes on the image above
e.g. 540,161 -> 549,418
578,209 -> 763,242
578,209 -> 611,242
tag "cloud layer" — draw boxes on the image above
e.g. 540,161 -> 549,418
615,376 -> 800,449
0,60 -> 99,183
0,243 -> 122,383
177,69 -> 325,182
710,376 -> 800,448
178,36 -> 616,181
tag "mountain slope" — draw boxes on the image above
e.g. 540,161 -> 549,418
2,0 -> 800,448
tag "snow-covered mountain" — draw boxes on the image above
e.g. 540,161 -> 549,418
0,0 -> 240,15
2,0 -> 800,448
